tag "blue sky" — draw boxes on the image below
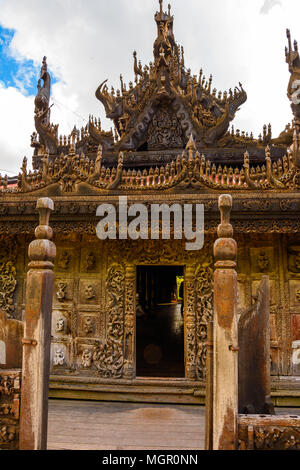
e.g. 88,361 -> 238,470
0,25 -> 57,97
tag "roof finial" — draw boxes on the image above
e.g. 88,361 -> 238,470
159,0 -> 163,15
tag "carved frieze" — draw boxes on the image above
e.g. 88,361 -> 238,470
238,422 -> 300,450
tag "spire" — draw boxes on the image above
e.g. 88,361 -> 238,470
154,0 -> 175,62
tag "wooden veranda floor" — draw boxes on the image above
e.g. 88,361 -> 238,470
47,400 -> 300,451
47,399 -> 206,450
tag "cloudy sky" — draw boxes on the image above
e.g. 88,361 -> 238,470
0,0 -> 299,175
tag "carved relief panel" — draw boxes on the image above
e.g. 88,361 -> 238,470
288,246 -> 300,273
50,342 -> 71,372
79,281 -> 101,305
0,370 -> 21,450
250,247 -> 275,274
289,280 -> 300,310
53,279 -> 74,305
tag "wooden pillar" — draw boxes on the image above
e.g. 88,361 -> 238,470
19,198 -> 56,450
213,194 -> 238,450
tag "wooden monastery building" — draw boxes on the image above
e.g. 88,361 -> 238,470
1,1 -> 300,406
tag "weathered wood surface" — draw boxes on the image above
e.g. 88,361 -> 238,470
47,400 -> 206,450
213,194 -> 238,450
19,198 -> 56,450
0,310 -> 23,369
238,275 -> 274,414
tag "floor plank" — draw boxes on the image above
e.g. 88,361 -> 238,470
47,399 -> 300,451
47,399 -> 206,450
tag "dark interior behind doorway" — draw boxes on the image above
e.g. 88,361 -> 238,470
136,265 -> 185,378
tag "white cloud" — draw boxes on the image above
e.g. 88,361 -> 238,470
0,0 -> 299,174
260,0 -> 282,15
0,82 -> 34,174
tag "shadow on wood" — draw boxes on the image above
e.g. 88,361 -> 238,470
238,275 -> 274,415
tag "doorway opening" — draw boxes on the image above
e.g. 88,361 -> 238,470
136,265 -> 185,378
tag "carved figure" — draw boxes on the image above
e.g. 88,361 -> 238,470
295,252 -> 300,271
85,252 -> 96,271
83,316 -> 95,335
53,348 -> 65,366
84,285 -> 96,301
257,251 -> 270,272
56,281 -> 67,301
56,317 -> 65,333
57,251 -> 71,270
82,349 -> 93,368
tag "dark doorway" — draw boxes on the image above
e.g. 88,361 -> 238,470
136,265 -> 185,378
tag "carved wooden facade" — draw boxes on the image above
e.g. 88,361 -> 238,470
1,1 -> 300,401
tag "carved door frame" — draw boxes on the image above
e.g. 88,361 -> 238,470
105,238 -> 214,382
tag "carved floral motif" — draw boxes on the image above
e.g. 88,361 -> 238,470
0,240 -> 17,318
93,265 -> 125,378
195,264 -> 214,379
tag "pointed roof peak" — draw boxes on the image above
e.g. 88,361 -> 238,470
186,133 -> 197,150
155,0 -> 173,24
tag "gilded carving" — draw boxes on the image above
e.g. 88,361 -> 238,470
147,105 -> 183,150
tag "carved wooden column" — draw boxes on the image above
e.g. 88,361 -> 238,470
19,198 -> 56,450
213,194 -> 238,450
184,265 -> 197,380
123,264 -> 136,379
